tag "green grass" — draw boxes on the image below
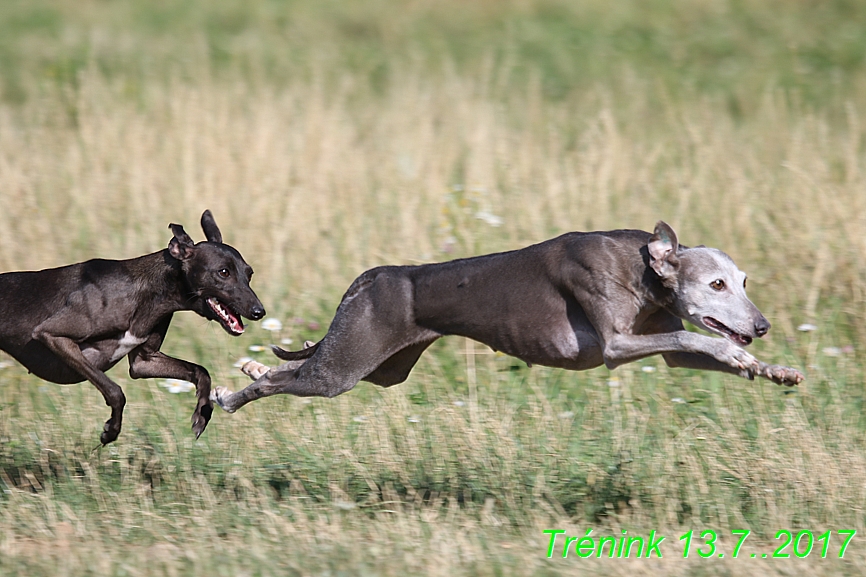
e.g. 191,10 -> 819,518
2,0 -> 866,106
1,1 -> 866,575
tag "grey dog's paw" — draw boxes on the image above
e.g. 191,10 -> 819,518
241,359 -> 271,380
758,363 -> 804,386
210,386 -> 236,413
718,342 -> 758,371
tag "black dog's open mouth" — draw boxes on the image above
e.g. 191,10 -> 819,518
207,297 -> 244,335
703,317 -> 752,346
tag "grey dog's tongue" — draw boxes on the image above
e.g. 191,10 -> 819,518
704,316 -> 751,346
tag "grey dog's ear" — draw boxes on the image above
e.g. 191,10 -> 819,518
647,221 -> 680,282
168,223 -> 195,261
200,210 -> 223,244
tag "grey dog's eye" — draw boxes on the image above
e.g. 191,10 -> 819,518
710,279 -> 725,291
218,268 -> 230,278
743,278 -> 747,288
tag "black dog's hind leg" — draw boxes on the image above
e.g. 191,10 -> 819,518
32,331 -> 127,445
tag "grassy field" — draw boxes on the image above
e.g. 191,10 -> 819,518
1,1 -> 866,575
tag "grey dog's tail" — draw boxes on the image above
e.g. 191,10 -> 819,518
271,342 -> 320,361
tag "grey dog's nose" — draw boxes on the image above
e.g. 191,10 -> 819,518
755,316 -> 770,337
249,305 -> 266,320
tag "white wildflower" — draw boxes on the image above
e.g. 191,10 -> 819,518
262,318 -> 283,332
797,323 -> 818,332
475,211 -> 503,227
441,236 -> 457,253
160,379 -> 195,394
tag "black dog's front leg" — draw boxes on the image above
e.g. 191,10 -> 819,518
128,348 -> 213,438
32,331 -> 127,445
127,317 -> 214,438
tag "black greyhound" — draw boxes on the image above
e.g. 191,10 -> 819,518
0,210 -> 264,444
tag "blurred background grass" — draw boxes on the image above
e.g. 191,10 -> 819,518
1,0 -> 866,575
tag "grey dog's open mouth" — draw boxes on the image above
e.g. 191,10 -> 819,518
703,317 -> 752,346
207,297 -> 244,335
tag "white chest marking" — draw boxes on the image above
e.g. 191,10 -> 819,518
110,331 -> 148,363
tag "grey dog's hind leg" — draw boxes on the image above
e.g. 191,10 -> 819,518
211,359 -> 314,412
213,337 -> 437,412
363,339 -> 438,386
212,269 -> 439,412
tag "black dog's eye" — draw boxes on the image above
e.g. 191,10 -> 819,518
218,268 -> 230,279
710,279 -> 725,291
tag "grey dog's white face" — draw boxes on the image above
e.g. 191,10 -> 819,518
674,247 -> 768,346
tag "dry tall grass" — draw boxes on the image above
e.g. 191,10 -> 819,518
1,53 -> 866,575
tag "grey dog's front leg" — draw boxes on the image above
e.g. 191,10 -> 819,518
602,331 -> 803,386
751,361 -> 804,385
663,352 -> 803,386
603,331 -> 756,369
663,351 -> 754,378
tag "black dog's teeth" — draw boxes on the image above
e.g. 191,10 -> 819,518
207,297 -> 244,334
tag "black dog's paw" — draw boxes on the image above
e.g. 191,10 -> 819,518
100,421 -> 120,445
191,404 -> 213,439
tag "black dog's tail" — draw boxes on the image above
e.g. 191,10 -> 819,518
271,342 -> 320,361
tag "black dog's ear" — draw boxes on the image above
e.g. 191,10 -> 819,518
200,210 -> 223,244
647,221 -> 680,282
168,223 -> 195,261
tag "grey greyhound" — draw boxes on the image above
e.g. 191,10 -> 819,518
211,221 -> 803,413
0,210 -> 265,445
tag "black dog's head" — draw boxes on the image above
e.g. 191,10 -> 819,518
168,210 -> 265,335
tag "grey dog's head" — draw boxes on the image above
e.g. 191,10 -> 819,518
647,221 -> 770,346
